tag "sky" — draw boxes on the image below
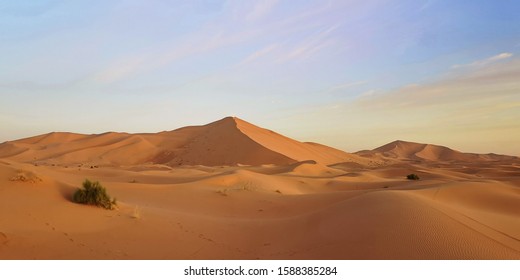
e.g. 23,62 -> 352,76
1,0 -> 519,155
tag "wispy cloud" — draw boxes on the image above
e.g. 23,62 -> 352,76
452,52 -> 513,69
94,55 -> 149,83
327,80 -> 368,92
284,40 -> 332,62
88,2 -> 290,84
85,2 -> 351,85
246,0 -> 279,21
89,26 -> 253,84
360,57 -> 520,110
278,24 -> 341,62
282,57 -> 520,155
237,44 -> 279,66
98,10 -> 344,83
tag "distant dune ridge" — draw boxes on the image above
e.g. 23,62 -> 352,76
356,140 -> 517,162
1,117 -> 519,260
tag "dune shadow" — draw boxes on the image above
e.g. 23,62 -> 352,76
56,183 -> 77,202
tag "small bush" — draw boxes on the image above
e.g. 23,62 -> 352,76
73,179 -> 117,210
406,173 -> 420,180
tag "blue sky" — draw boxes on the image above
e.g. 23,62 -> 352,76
1,0 -> 519,155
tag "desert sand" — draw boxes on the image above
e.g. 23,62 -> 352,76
0,117 -> 519,259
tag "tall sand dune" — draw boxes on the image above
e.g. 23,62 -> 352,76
0,117 -> 360,167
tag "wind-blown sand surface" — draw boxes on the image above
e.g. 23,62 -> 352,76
0,117 -> 519,259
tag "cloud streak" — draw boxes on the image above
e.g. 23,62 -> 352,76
452,52 -> 513,69
237,44 -> 279,66
88,2 -> 347,84
361,59 -> 519,109
277,24 -> 341,63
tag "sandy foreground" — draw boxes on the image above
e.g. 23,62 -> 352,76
0,118 -> 519,259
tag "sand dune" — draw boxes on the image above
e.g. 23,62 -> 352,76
1,118 -> 519,259
0,117 -> 361,167
358,140 -> 518,162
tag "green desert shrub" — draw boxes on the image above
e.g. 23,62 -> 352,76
406,173 -> 420,180
73,179 -> 117,210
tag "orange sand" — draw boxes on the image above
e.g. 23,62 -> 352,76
0,117 -> 519,259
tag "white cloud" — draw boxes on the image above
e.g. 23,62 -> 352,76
492,52 -> 514,60
452,52 -> 513,69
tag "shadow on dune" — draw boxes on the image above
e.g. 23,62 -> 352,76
56,183 -> 77,202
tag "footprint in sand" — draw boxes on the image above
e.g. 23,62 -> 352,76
43,222 -> 56,231
198,234 -> 214,243
0,232 -> 8,245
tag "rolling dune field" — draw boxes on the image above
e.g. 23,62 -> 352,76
0,117 -> 519,259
